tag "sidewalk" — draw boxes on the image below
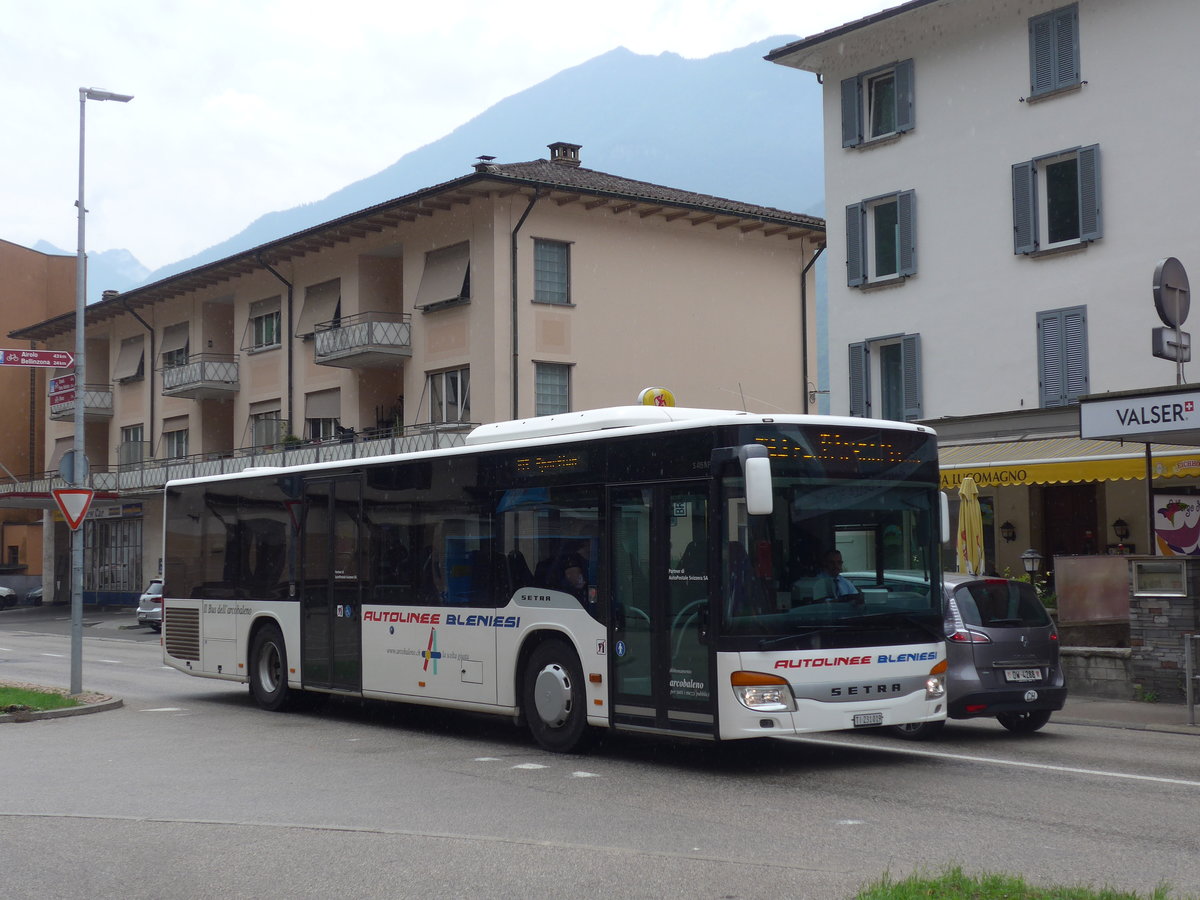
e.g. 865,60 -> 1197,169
1054,694 -> 1200,735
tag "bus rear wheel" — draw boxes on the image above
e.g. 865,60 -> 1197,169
249,623 -> 297,712
522,639 -> 593,753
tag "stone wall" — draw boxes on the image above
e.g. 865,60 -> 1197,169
1060,647 -> 1133,700
1128,559 -> 1200,704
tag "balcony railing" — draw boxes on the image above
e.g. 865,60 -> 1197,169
49,384 -> 113,421
0,421 -> 476,500
314,311 -> 412,368
160,353 -> 239,399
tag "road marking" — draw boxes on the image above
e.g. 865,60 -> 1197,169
571,771 -> 600,778
789,736 -> 1200,788
141,707 -> 184,712
512,763 -> 547,770
96,659 -> 122,664
474,757 -> 501,762
41,652 -> 64,658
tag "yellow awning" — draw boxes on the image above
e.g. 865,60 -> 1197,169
938,436 -> 1200,489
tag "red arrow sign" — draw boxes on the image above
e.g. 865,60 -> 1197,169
50,374 -> 76,392
53,488 -> 94,530
0,349 -> 74,368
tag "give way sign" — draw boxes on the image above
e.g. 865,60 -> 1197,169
53,488 -> 95,531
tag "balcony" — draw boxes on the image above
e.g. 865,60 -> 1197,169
313,311 -> 412,368
49,384 -> 113,421
160,354 -> 239,399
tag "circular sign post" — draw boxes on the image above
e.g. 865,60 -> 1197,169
1153,258 -> 1192,385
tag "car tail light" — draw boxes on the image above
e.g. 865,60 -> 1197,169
965,704 -> 988,714
948,628 -> 991,643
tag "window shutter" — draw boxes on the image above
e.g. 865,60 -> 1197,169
845,203 -> 866,287
1030,5 -> 1080,96
840,76 -> 862,148
901,334 -> 922,421
1053,5 -> 1080,90
1077,144 -> 1101,242
894,59 -> 915,133
1062,306 -> 1089,401
1012,160 -> 1038,254
848,342 -> 869,417
1037,310 -> 1065,407
897,190 -> 917,276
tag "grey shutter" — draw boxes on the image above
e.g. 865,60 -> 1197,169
901,334 -> 922,421
1012,160 -> 1037,254
840,76 -> 862,148
1030,5 -> 1079,96
1053,5 -> 1080,90
848,342 -> 869,417
1037,310 -> 1065,407
894,59 -> 915,134
1062,306 -> 1089,401
897,190 -> 917,276
845,203 -> 866,287
1077,144 -> 1101,242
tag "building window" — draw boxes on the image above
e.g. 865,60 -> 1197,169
841,59 -> 914,147
848,334 -> 922,421
119,424 -> 146,467
160,323 -> 189,368
1037,306 -> 1088,407
252,310 -> 280,349
1029,4 -> 1080,99
534,239 -> 571,305
846,191 -> 916,286
250,409 -> 283,447
295,279 -> 341,337
535,363 -> 571,415
415,243 -> 471,311
428,367 -> 470,424
163,428 -> 189,459
1012,145 -> 1101,254
112,336 -> 145,383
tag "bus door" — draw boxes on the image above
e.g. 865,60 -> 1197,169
300,476 -> 363,692
608,482 -> 714,735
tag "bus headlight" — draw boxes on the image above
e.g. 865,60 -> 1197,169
731,671 -> 796,712
925,659 -> 947,700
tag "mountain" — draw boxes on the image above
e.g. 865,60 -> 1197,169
33,242 -> 151,304
138,36 -> 823,284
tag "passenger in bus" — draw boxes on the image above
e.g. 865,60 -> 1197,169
814,551 -> 861,603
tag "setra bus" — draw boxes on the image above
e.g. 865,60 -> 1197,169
161,405 -> 948,752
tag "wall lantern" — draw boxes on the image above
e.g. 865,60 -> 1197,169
1112,518 -> 1131,541
999,521 -> 1016,543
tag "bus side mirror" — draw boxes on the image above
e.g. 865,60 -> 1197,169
743,453 -> 773,516
940,491 -> 951,544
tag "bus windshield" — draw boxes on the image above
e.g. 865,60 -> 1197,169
720,475 -> 942,649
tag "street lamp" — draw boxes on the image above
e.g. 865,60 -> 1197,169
71,86 -> 133,695
1020,548 -> 1044,575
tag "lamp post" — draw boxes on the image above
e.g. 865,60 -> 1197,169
71,87 -> 132,695
1021,548 -> 1044,575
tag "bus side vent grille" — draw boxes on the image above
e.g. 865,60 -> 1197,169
165,606 -> 201,661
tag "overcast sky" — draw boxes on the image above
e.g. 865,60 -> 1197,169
2,0 -> 890,271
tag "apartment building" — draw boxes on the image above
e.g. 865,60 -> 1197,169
768,0 -> 1200,572
0,240 -> 76,596
6,143 -> 825,604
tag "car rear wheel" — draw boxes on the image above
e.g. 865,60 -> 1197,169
997,709 -> 1052,733
888,720 -> 945,741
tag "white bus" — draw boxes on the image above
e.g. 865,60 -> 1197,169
161,406 -> 948,752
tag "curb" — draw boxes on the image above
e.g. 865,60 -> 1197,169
0,696 -> 123,724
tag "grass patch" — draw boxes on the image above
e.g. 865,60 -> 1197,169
0,685 -> 81,713
857,867 -> 1190,900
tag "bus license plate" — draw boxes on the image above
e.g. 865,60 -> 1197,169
853,712 -> 884,727
1004,668 -> 1041,682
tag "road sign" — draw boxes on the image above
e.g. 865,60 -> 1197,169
53,488 -> 95,531
50,374 -> 76,393
0,349 -> 74,368
50,390 -> 76,406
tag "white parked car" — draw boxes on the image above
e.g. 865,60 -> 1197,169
136,579 -> 163,631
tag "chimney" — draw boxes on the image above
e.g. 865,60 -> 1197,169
548,142 -> 582,167
101,290 -> 120,302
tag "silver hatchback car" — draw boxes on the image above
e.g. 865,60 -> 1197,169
847,571 -> 1067,738
136,579 -> 163,632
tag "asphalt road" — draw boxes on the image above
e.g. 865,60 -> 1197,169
3,607 -> 1199,900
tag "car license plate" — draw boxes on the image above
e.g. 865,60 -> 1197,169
1003,668 -> 1041,682
852,712 -> 884,727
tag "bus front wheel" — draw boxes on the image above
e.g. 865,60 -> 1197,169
522,639 -> 593,753
249,623 -> 297,712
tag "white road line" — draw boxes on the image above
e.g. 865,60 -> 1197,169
571,771 -> 601,778
41,652 -> 64,658
512,763 -> 547,770
141,707 -> 184,712
789,736 -> 1200,788
96,659 -> 122,664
